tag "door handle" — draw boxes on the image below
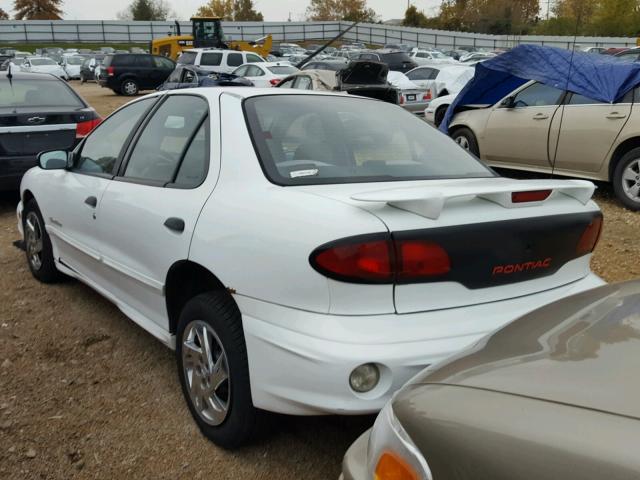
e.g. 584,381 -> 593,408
164,217 -> 185,233
606,112 -> 627,119
84,196 -> 97,208
532,113 -> 549,120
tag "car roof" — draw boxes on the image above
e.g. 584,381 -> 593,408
157,86 -> 350,101
1,70 -> 61,80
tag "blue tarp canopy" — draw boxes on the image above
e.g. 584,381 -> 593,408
441,44 -> 640,132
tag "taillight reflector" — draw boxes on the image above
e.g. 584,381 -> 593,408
310,236 -> 451,284
577,215 -> 603,256
397,240 -> 450,280
511,190 -> 552,203
76,117 -> 102,138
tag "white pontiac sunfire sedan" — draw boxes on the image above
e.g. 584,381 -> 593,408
18,87 -> 605,448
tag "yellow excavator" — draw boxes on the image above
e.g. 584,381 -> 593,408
151,17 -> 272,60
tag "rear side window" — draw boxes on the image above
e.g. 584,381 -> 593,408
76,98 -> 155,175
201,52 -> 222,66
178,51 -> 197,65
112,55 -> 135,66
174,121 -> 208,187
568,93 -> 605,105
0,78 -> 84,108
246,54 -> 264,63
227,53 -> 243,67
124,95 -> 209,185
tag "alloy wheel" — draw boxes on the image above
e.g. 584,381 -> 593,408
621,158 -> 640,202
455,135 -> 470,151
24,211 -> 43,271
182,320 -> 230,426
122,81 -> 137,95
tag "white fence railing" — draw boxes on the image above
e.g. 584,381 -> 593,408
0,20 -> 636,50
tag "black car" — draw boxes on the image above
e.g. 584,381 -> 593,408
301,59 -> 349,72
159,65 -> 253,90
357,49 -> 418,73
0,71 -> 101,191
79,55 -> 105,83
99,53 -> 176,96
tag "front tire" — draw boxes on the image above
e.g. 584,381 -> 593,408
176,291 -> 259,449
451,127 -> 480,157
120,79 -> 139,96
23,199 -> 63,283
434,105 -> 448,128
613,147 -> 640,211
80,73 -> 86,83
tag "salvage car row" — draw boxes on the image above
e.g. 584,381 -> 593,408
3,43 -> 640,480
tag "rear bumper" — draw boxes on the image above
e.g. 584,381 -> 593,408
0,155 -> 37,191
238,272 -> 605,416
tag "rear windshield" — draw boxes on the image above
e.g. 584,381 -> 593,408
30,58 -> 57,66
268,66 -> 298,75
244,95 -> 493,185
381,52 -> 413,63
177,51 -> 197,65
0,78 -> 84,108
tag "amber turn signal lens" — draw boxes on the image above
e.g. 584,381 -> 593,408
375,452 -> 419,480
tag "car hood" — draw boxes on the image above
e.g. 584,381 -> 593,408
337,60 -> 389,88
411,280 -> 640,419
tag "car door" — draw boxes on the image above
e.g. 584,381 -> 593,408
41,97 -> 157,285
482,82 -> 564,169
94,94 -> 217,330
552,91 -> 633,174
150,55 -> 174,87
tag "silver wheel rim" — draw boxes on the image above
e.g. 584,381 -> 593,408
182,320 -> 230,426
24,211 -> 43,271
455,135 -> 470,151
123,81 -> 137,95
621,158 -> 640,202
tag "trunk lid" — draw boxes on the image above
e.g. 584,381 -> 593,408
338,60 -> 389,88
0,107 -> 91,156
299,177 -> 600,313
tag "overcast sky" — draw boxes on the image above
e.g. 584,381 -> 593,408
3,0 -> 442,21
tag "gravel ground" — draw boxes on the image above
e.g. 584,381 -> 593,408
1,82 -> 639,479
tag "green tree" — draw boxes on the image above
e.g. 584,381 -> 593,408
0,8 -> 9,19
306,0 -> 377,22
232,0 -> 263,21
197,0 -> 234,19
125,0 -> 170,20
590,0 -> 640,36
403,5 -> 429,27
13,0 -> 63,20
438,0 -> 539,34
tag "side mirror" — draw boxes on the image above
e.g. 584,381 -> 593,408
500,96 -> 516,108
38,150 -> 69,170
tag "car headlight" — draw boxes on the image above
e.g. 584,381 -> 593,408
367,401 -> 432,480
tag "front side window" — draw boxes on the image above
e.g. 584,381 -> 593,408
201,52 -> 222,66
244,95 -> 493,186
568,93 -> 605,105
512,82 -> 563,107
246,54 -> 264,63
75,98 -> 155,175
124,95 -> 209,184
227,53 -> 243,67
154,56 -> 175,69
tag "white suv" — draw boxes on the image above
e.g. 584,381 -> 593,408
177,48 -> 265,74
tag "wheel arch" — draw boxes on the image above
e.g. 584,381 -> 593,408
608,136 -> 640,181
22,189 -> 35,206
165,260 -> 229,335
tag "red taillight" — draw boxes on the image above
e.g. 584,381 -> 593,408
76,117 -> 102,138
270,78 -> 281,86
576,215 -> 603,256
396,240 -> 450,280
399,94 -> 405,105
106,66 -> 115,77
423,90 -> 432,101
511,190 -> 552,203
310,236 -> 450,283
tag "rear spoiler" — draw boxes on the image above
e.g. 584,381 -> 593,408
351,179 -> 596,220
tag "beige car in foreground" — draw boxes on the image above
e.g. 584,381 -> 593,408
448,81 -> 640,210
341,280 -> 640,479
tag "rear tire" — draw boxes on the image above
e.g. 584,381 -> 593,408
22,199 -> 63,283
80,73 -> 86,83
613,147 -> 640,211
451,127 -> 480,157
176,291 -> 260,449
120,79 -> 139,96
